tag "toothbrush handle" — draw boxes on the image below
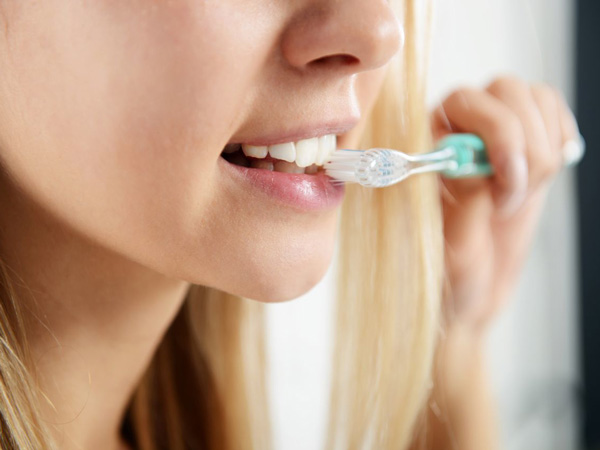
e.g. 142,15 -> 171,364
437,133 -> 586,179
436,134 -> 492,179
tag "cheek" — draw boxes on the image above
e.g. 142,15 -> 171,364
0,1 -> 282,276
0,1 -> 345,301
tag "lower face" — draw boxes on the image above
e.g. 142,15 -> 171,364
0,1 -> 391,302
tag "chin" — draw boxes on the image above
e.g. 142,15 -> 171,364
232,255 -> 333,303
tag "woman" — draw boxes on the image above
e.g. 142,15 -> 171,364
0,0 -> 579,449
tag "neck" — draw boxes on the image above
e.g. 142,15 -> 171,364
0,180 -> 191,449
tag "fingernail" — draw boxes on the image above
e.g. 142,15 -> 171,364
497,154 -> 528,217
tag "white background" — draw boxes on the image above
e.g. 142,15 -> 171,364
266,1 -> 581,449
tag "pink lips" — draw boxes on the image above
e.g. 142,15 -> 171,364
220,119 -> 358,212
219,156 -> 345,212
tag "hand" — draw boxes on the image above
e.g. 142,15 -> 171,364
431,75 -> 581,332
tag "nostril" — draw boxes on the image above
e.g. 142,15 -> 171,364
281,1 -> 402,74
310,54 -> 360,68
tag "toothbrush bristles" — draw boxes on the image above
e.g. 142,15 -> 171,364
324,170 -> 358,184
327,178 -> 350,186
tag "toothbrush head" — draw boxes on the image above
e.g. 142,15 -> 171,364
324,148 -> 412,187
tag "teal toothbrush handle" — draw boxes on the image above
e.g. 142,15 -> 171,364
436,133 -> 492,179
436,133 -> 586,179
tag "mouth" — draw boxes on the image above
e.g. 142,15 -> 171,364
219,134 -> 337,175
219,132 -> 345,212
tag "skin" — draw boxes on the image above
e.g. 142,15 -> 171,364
0,1 -> 398,449
425,78 -> 580,449
0,1 -> 579,449
432,77 -> 580,331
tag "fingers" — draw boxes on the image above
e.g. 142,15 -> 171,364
438,86 -> 529,216
554,88 -> 582,165
530,82 -> 580,175
436,76 -> 580,218
486,77 -> 557,192
555,88 -> 580,142
530,83 -> 562,152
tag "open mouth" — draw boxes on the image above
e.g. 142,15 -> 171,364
220,134 -> 337,175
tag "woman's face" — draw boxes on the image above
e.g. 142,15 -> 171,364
0,1 -> 402,302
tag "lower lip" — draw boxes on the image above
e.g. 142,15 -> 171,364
219,156 -> 345,212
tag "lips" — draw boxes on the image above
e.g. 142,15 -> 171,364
219,155 -> 345,212
218,120 -> 357,212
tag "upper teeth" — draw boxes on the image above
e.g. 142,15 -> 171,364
242,134 -> 337,167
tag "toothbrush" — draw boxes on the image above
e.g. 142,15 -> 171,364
323,133 -> 586,188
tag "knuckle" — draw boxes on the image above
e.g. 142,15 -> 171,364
443,87 -> 477,108
486,75 -> 526,95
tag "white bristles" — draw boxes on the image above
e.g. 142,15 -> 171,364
323,168 -> 360,183
325,167 -> 358,183
323,169 -> 359,183
323,150 -> 363,184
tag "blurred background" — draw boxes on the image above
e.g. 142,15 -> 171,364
265,1 -> 599,449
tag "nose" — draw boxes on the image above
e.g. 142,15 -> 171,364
280,0 -> 404,74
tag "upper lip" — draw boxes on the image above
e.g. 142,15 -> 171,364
230,117 -> 360,147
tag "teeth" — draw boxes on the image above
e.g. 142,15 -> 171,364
295,138 -> 319,167
240,134 -> 337,168
268,142 -> 296,163
274,161 -> 305,173
316,135 -> 336,165
250,160 -> 274,171
242,145 -> 268,159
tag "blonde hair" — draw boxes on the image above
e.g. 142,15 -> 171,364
0,0 -> 442,448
